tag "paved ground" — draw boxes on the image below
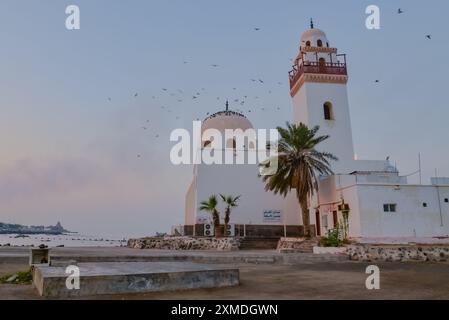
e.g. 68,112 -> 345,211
1,247 -> 449,300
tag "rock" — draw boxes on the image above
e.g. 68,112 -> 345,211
127,236 -> 241,251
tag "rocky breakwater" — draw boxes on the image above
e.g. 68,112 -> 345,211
347,244 -> 449,262
127,236 -> 241,251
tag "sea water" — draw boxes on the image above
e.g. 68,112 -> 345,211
0,233 -> 127,247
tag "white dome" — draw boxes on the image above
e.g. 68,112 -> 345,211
301,28 -> 326,41
300,28 -> 329,47
202,111 -> 253,134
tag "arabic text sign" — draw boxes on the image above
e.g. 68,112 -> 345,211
263,210 -> 282,223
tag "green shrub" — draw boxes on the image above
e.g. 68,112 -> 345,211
0,269 -> 33,285
320,227 -> 344,247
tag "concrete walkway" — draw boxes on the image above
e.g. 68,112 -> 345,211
0,246 -> 348,265
2,259 -> 449,300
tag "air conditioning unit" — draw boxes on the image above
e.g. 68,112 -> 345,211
204,224 -> 214,237
225,224 -> 235,237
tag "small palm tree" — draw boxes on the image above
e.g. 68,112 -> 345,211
220,195 -> 241,236
199,195 -> 220,237
260,122 -> 337,237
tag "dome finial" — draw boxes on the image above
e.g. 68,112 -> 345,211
225,100 -> 229,111
310,18 -> 314,29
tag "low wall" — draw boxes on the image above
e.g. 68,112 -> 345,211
276,237 -> 307,250
181,224 -> 316,238
347,244 -> 449,262
313,246 -> 347,255
128,236 -> 241,251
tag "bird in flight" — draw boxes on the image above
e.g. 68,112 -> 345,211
107,97 -> 112,101
258,79 -> 264,84
134,93 -> 138,97
254,28 -> 260,31
210,64 -> 219,68
425,34 -> 432,40
375,80 -> 380,83
162,88 -> 168,91
397,8 -> 404,14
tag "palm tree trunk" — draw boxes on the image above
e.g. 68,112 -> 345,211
300,199 -> 311,238
213,211 -> 221,238
224,208 -> 230,237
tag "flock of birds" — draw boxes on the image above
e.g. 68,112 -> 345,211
372,8 -> 432,84
103,8 -> 433,158
397,8 -> 432,39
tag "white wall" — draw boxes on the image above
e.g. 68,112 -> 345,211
193,162 -> 300,226
292,82 -> 355,174
348,184 -> 449,237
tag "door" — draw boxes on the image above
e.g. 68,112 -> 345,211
333,211 -> 338,228
315,210 -> 321,236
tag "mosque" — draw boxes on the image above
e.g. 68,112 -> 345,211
182,22 -> 449,239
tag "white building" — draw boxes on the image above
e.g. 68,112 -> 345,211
290,22 -> 449,238
184,22 -> 449,239
185,106 -> 301,236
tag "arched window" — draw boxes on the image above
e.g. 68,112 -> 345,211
305,41 -> 311,47
326,42 -> 330,48
226,139 -> 236,149
319,57 -> 326,67
323,102 -> 334,120
317,39 -> 323,47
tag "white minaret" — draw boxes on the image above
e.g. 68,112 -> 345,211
289,20 -> 355,174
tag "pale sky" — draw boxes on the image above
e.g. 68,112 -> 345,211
1,0 -> 448,237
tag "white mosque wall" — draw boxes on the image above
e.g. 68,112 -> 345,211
292,82 -> 355,174
344,184 -> 449,238
185,177 -> 197,225
194,162 -> 300,226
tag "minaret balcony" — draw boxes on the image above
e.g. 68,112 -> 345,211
289,61 -> 347,89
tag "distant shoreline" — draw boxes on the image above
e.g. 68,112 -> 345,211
0,231 -> 77,236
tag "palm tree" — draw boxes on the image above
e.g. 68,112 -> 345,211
220,195 -> 241,236
260,122 -> 337,237
199,195 -> 221,237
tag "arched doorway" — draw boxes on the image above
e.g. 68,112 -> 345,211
319,57 -> 326,72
